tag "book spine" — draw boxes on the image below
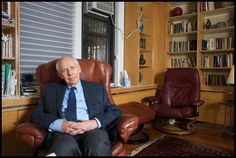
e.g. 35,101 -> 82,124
4,63 -> 11,95
2,64 -> 5,96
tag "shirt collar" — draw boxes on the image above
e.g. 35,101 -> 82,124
67,81 -> 82,92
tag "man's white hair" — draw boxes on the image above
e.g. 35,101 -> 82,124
56,56 -> 79,73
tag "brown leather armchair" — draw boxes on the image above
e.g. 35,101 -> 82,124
142,68 -> 204,135
16,59 -> 139,156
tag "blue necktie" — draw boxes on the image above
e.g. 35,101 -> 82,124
65,87 -> 77,121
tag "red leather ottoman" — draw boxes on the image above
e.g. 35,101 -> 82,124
118,101 -> 156,144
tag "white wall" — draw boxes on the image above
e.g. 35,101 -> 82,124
114,2 -> 124,84
72,2 -> 124,84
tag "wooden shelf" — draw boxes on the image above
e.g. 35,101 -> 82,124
200,5 -> 234,16
201,26 -> 234,34
169,31 -> 197,37
165,2 -> 234,92
124,2 -> 154,86
1,57 -> 16,60
139,65 -> 152,68
2,21 -> 15,29
198,2 -> 234,91
167,51 -> 197,55
200,49 -> 234,53
139,48 -> 152,53
168,12 -> 197,21
2,95 -> 40,108
2,2 -> 20,97
111,84 -> 158,95
140,32 -> 152,37
201,86 -> 233,93
166,2 -> 198,70
200,67 -> 231,70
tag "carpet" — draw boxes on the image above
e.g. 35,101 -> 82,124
129,135 -> 234,156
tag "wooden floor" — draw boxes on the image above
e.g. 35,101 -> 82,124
124,120 -> 234,155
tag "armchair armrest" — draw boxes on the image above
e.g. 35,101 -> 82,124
16,122 -> 47,150
115,114 -> 139,143
141,96 -> 158,104
15,115 -> 139,151
192,100 -> 205,107
141,89 -> 162,106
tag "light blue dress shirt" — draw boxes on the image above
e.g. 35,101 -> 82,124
49,81 -> 101,132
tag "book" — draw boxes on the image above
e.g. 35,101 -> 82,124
8,34 -> 13,57
2,64 -> 5,96
7,2 -> 11,19
4,63 -> 11,95
208,2 -> 215,11
2,33 -> 6,57
5,34 -> 9,57
10,70 -> 17,95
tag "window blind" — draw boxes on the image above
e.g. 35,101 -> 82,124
20,2 -> 74,74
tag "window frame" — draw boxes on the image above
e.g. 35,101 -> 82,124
81,4 -> 115,82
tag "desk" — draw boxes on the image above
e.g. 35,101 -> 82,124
219,100 -> 234,142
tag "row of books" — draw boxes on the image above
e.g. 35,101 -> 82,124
168,20 -> 197,34
200,2 -> 215,12
201,53 -> 233,68
171,57 -> 196,68
203,73 -> 227,86
2,63 -> 17,97
202,37 -> 234,50
200,2 -> 234,12
169,40 -> 197,52
2,33 -> 14,58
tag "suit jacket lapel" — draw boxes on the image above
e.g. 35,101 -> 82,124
56,83 -> 67,117
81,81 -> 94,118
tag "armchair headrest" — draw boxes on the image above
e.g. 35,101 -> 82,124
36,59 -> 114,103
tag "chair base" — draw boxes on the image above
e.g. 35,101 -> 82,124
126,124 -> 149,144
127,131 -> 149,144
152,119 -> 196,135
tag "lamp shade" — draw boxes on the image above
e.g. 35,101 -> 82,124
227,65 -> 234,84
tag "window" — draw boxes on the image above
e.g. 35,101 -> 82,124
19,2 -> 124,85
20,2 -> 74,75
82,2 -> 115,82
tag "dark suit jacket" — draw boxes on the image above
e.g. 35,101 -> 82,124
30,80 -> 122,144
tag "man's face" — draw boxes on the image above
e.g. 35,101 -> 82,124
58,57 -> 81,87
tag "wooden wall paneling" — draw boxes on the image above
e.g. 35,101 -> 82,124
113,89 -> 156,105
153,2 -> 168,86
2,110 -> 32,156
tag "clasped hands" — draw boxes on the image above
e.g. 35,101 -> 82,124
62,119 -> 98,135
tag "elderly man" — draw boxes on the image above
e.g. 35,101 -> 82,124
31,56 -> 122,156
